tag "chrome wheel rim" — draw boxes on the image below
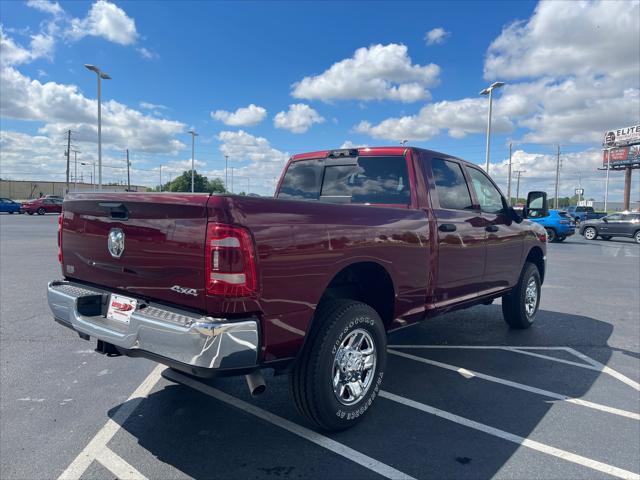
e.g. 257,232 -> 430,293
584,228 -> 596,240
524,277 -> 538,317
332,329 -> 376,406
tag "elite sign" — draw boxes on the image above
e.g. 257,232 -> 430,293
603,125 -> 640,147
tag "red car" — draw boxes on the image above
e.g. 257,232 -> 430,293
48,147 -> 548,431
21,197 -> 63,215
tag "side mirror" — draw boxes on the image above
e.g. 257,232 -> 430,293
602,217 -> 608,223
523,191 -> 548,219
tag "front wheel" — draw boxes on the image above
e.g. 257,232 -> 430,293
502,262 -> 541,329
290,299 -> 386,431
545,228 -> 557,243
634,231 -> 640,244
583,227 -> 597,240
8,211 -> 13,214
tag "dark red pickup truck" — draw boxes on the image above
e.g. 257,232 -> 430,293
48,147 -> 548,430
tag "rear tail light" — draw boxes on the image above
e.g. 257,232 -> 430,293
57,213 -> 63,264
205,223 -> 257,297
537,231 -> 547,243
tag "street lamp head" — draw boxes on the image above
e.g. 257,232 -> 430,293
479,81 -> 506,95
85,64 -> 111,79
188,130 -> 199,136
100,72 -> 111,80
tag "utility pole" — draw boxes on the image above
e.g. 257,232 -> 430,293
65,130 -> 72,194
507,142 -> 513,205
231,167 -> 234,194
514,170 -> 526,203
126,149 -> 131,191
159,165 -> 163,192
225,155 -> 229,191
247,177 -> 250,195
554,145 -> 561,209
604,149 -> 611,212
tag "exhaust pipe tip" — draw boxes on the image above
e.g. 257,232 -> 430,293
245,370 -> 266,396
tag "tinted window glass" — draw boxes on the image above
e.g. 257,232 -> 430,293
558,211 -> 573,219
278,160 -> 323,200
279,156 -> 410,204
431,158 -> 473,210
467,168 -> 505,214
321,157 -> 410,204
606,213 -> 622,221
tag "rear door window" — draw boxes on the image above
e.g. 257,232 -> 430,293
430,158 -> 473,210
278,156 -> 411,205
467,167 -> 505,214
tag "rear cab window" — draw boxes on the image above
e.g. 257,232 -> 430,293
278,156 -> 411,205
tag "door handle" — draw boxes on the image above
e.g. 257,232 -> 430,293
485,225 -> 499,233
438,223 -> 457,232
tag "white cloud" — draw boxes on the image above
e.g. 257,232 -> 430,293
355,97 -> 513,141
484,0 -> 639,81
139,101 -> 169,110
291,43 -> 440,103
0,67 -> 185,153
0,26 -> 55,66
67,0 -> 138,46
212,104 -> 267,127
137,47 -> 158,60
425,28 -> 450,45
26,0 -> 63,16
340,141 -> 368,149
273,104 -> 324,133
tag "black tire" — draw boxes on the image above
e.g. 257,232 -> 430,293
289,299 -> 386,431
583,226 -> 597,240
557,236 -> 566,242
37,207 -> 46,215
8,211 -> 13,214
634,230 -> 640,244
545,228 -> 557,243
28,212 -> 34,215
600,235 -> 612,241
502,262 -> 541,329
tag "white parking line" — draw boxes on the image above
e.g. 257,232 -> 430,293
164,369 -> 416,480
95,447 -> 147,480
57,365 -> 164,480
380,390 -> 640,480
388,349 -> 639,420
388,345 -> 640,390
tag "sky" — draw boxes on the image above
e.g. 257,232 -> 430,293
1,0 -> 639,200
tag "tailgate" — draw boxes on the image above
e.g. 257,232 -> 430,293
61,193 -> 210,311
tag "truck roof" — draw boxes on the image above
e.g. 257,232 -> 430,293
290,146 -> 469,164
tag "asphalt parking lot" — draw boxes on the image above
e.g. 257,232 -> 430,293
1,213 -> 639,480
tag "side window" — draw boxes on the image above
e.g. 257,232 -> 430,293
278,160 -> 323,200
430,158 -> 473,210
321,156 -> 410,205
606,213 -> 622,221
467,168 -> 505,214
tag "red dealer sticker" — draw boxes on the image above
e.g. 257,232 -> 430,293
106,294 -> 137,324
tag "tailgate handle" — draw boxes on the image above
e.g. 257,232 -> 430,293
99,202 -> 129,220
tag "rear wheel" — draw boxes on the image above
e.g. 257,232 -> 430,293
634,230 -> 640,244
27,212 -> 33,215
290,299 -> 386,431
600,235 -> 612,240
583,227 -> 597,240
8,211 -> 13,214
502,262 -> 541,329
37,207 -> 46,215
557,235 -> 566,242
545,228 -> 557,243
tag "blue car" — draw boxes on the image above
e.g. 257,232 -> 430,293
529,209 -> 576,242
0,198 -> 21,214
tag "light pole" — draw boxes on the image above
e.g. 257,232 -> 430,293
225,155 -> 229,191
159,165 -> 163,192
480,81 -> 505,173
188,130 -> 198,192
81,161 -> 96,191
71,149 -> 81,190
84,64 -> 111,191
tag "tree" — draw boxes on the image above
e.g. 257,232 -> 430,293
158,170 -> 227,193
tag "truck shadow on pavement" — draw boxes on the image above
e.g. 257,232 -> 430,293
107,306 -> 632,480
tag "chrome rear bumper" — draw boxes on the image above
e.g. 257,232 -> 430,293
47,280 -> 259,372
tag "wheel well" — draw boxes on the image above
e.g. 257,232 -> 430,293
320,262 -> 395,328
526,246 -> 545,283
